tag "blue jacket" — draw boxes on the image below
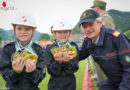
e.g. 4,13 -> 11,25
79,25 -> 130,90
45,41 -> 79,90
0,42 -> 46,90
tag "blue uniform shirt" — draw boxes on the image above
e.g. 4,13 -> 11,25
79,25 -> 130,90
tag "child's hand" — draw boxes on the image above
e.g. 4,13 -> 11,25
12,57 -> 24,74
54,51 -> 63,63
25,60 -> 36,73
62,52 -> 73,63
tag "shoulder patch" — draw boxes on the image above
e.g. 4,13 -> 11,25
105,23 -> 111,27
112,31 -> 120,37
125,56 -> 130,63
102,14 -> 107,17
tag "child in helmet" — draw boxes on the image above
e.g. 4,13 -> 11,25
45,20 -> 79,90
0,12 -> 46,90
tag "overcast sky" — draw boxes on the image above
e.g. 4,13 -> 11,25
0,0 -> 130,34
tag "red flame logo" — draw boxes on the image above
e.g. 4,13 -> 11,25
60,22 -> 64,26
22,16 -> 27,22
2,1 -> 6,8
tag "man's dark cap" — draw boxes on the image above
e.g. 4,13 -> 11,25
79,9 -> 99,25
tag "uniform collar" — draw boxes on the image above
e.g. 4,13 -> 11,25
92,36 -> 99,44
96,25 -> 106,46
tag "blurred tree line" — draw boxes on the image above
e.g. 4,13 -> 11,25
109,9 -> 130,33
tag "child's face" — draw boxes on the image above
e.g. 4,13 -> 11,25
54,30 -> 71,43
14,25 -> 34,44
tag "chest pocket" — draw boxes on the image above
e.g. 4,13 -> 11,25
93,54 -> 118,64
92,54 -> 123,72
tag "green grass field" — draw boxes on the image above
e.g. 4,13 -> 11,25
0,60 -> 98,90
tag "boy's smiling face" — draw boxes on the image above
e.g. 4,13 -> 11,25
54,30 -> 71,43
14,25 -> 34,46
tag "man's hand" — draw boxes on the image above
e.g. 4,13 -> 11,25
25,60 -> 36,73
62,52 -> 73,63
12,57 -> 24,74
54,51 -> 63,63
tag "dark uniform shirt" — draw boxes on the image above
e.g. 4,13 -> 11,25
96,11 -> 115,83
79,25 -> 130,90
0,42 -> 46,90
45,41 -> 79,90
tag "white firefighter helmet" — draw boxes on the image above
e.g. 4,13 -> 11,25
51,20 -> 73,31
11,12 -> 37,29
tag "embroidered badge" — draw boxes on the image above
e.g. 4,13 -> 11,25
125,56 -> 130,63
22,16 -> 27,22
81,12 -> 92,19
112,31 -> 120,37
81,12 -> 87,19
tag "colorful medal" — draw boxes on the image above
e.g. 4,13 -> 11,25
11,50 -> 38,64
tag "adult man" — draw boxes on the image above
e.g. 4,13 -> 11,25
91,0 -> 115,29
91,0 -> 116,83
0,12 -> 46,90
79,9 -> 130,90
